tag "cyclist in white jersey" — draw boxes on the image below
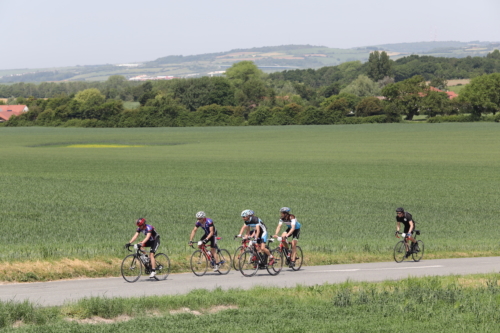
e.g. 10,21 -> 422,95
273,207 -> 301,265
237,209 -> 275,266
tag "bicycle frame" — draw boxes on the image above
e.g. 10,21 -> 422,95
190,237 -> 222,263
126,245 -> 151,269
396,232 -> 418,249
247,238 -> 274,267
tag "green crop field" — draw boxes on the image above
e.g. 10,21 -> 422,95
0,124 -> 499,275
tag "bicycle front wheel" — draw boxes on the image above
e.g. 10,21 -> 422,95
393,241 -> 407,263
153,253 -> 170,280
291,246 -> 303,271
216,249 -> 232,275
239,249 -> 259,277
121,254 -> 142,283
233,246 -> 244,271
267,248 -> 283,276
190,250 -> 208,276
412,240 -> 424,262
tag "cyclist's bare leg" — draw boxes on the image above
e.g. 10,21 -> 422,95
210,246 -> 219,263
281,232 -> 290,250
149,252 -> 156,270
259,243 -> 271,256
291,239 -> 298,262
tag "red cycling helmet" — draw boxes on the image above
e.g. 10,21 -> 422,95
136,218 -> 146,227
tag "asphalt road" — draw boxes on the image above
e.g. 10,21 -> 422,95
1,257 -> 499,306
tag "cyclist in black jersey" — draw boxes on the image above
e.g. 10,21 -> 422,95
237,209 -> 275,266
125,218 -> 160,278
395,207 -> 417,257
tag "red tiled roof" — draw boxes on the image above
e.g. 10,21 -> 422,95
0,105 -> 28,121
428,86 -> 458,99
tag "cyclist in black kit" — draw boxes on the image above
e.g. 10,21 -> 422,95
395,207 -> 417,257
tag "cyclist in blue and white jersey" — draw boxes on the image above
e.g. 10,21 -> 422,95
237,210 -> 275,266
126,218 -> 160,278
188,211 -> 220,270
273,207 -> 301,266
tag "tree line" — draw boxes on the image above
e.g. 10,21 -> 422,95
3,50 -> 500,127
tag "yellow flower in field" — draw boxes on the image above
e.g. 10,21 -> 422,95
66,144 -> 144,148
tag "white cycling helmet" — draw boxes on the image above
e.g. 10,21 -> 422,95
196,211 -> 206,219
280,207 -> 291,213
241,209 -> 254,217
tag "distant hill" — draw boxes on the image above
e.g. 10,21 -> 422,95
0,41 -> 498,83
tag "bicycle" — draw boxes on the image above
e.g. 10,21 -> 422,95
237,237 -> 283,277
121,244 -> 170,283
274,236 -> 303,270
232,236 -> 251,271
189,237 -> 232,276
393,231 -> 424,263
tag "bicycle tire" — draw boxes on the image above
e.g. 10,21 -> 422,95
412,240 -> 424,262
267,248 -> 283,276
233,246 -> 244,271
190,250 -> 208,276
393,240 -> 407,263
239,249 -> 259,277
291,246 -> 304,271
121,254 -> 142,283
216,249 -> 232,275
153,253 -> 170,280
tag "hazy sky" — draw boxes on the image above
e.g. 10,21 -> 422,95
2,0 -> 499,70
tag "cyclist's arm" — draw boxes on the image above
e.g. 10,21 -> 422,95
189,226 -> 198,242
396,221 -> 400,232
206,225 -> 215,239
238,225 -> 249,237
129,232 -> 140,244
286,221 -> 296,237
140,232 -> 152,245
274,221 -> 282,237
409,221 -> 414,234
254,224 -> 261,238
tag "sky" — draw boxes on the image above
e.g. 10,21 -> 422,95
1,0 -> 499,70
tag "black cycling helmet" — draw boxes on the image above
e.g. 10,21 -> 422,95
396,207 -> 404,213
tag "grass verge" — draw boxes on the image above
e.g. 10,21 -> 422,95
1,274 -> 500,332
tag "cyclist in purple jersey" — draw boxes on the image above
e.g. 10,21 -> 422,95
189,211 -> 219,270
126,218 -> 161,278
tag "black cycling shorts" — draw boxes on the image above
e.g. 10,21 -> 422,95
144,235 -> 160,254
286,228 -> 301,240
201,234 -> 218,248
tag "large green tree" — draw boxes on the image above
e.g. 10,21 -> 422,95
382,75 -> 428,120
367,51 -> 392,81
340,75 -> 380,97
224,61 -> 265,86
460,73 -> 500,116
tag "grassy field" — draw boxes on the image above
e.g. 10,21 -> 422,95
0,124 -> 499,280
1,274 -> 500,331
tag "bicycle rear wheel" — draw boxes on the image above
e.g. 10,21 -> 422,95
291,246 -> 303,271
190,250 -> 208,276
412,240 -> 424,262
267,248 -> 283,276
216,249 -> 232,275
393,241 -> 407,263
153,253 -> 170,280
233,246 -> 244,271
239,249 -> 259,277
121,254 -> 142,283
